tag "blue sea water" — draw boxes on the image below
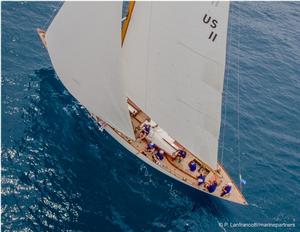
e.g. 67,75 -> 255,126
2,1 -> 300,231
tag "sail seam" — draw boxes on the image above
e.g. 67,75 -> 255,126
177,41 -> 222,66
176,98 -> 220,124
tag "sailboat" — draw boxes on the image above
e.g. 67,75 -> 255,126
37,1 -> 247,205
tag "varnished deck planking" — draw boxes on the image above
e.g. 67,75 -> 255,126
127,104 -> 247,205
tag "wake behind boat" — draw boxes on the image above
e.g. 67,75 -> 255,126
37,1 -> 247,205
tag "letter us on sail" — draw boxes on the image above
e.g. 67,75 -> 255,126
203,14 -> 218,42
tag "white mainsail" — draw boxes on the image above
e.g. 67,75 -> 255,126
122,2 -> 229,169
46,2 -> 134,138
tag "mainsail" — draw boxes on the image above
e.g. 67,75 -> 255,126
122,2 -> 229,169
46,2 -> 134,138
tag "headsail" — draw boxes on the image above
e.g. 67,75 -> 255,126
122,2 -> 230,168
46,2 -> 134,138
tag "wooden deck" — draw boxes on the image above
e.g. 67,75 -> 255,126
118,100 -> 247,205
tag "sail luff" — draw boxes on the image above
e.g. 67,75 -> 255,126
45,2 -> 134,138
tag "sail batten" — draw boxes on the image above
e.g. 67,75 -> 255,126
122,2 -> 229,169
46,2 -> 134,138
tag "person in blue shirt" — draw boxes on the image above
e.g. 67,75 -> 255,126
197,173 -> 206,185
206,180 -> 218,193
143,124 -> 151,134
138,123 -> 151,140
178,149 -> 187,158
189,161 -> 197,172
175,149 -> 187,163
220,183 -> 232,197
147,142 -> 156,153
155,150 -> 165,160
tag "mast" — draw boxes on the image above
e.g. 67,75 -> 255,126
122,1 -> 135,46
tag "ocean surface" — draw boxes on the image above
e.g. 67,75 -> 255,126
2,2 -> 300,232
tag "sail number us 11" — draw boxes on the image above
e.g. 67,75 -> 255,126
202,14 -> 219,42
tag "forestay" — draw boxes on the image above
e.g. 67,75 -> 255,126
46,2 -> 134,138
122,2 -> 229,169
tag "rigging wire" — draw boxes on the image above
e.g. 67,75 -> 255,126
220,5 -> 233,165
236,3 -> 243,191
